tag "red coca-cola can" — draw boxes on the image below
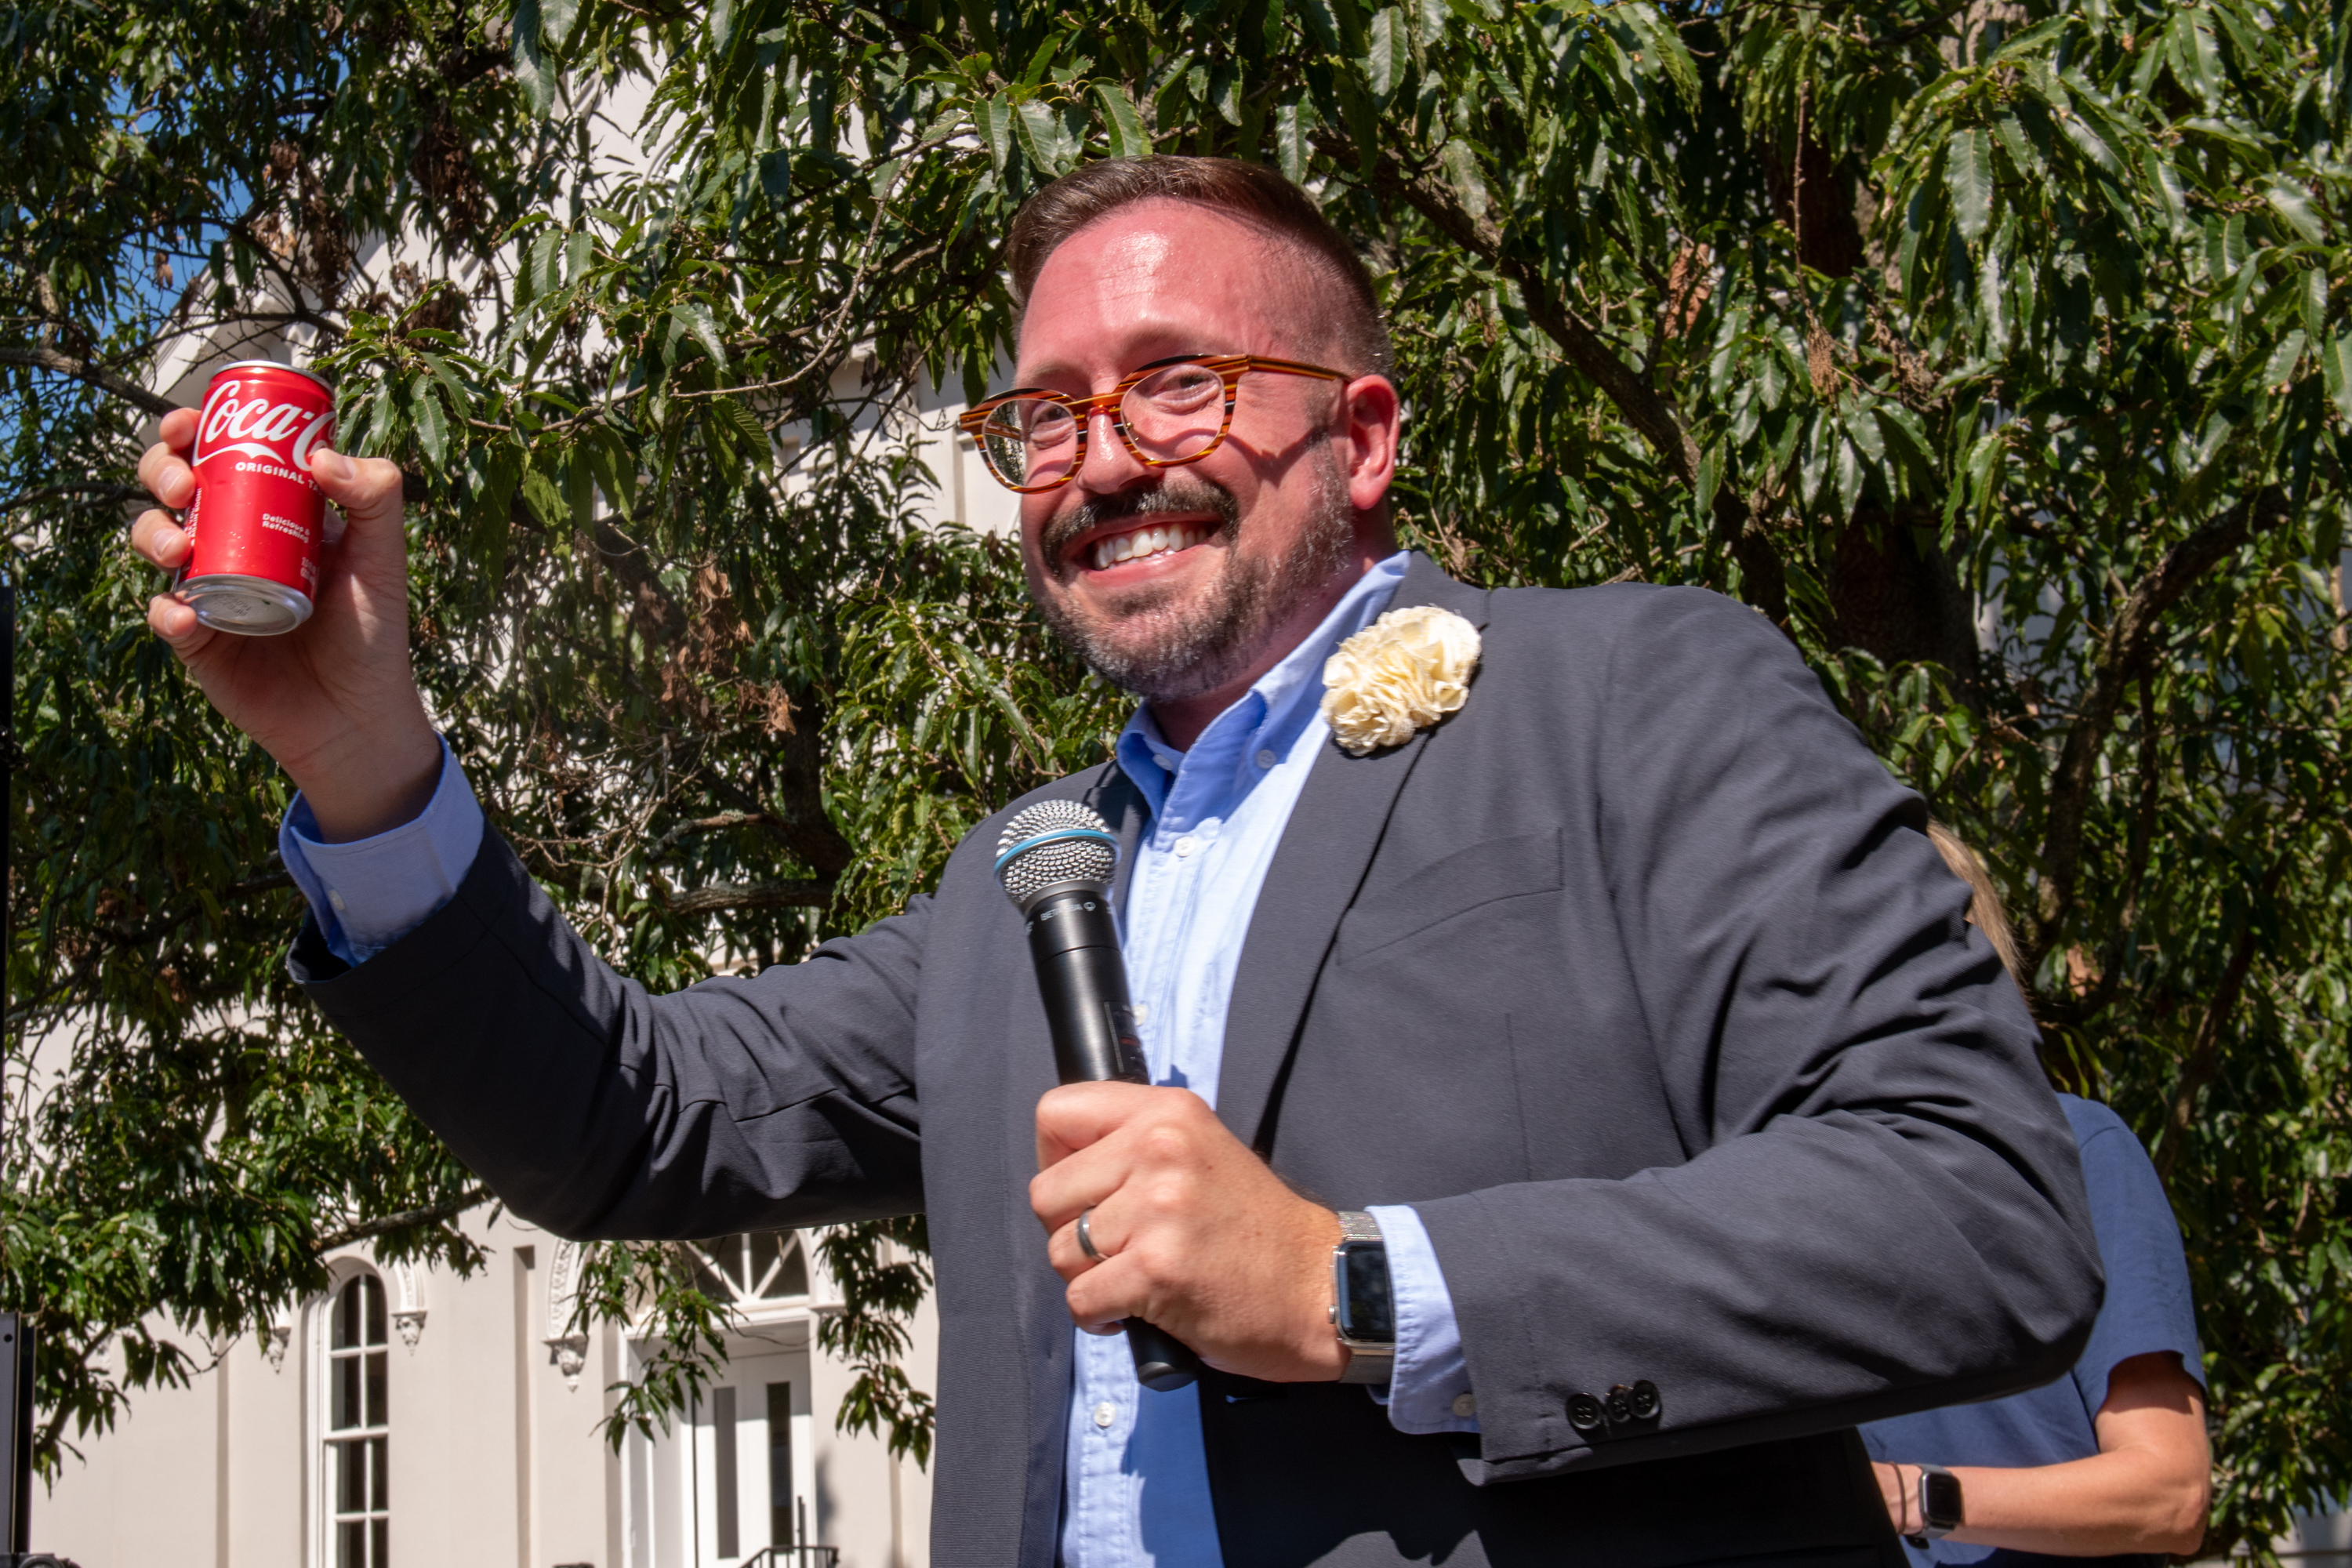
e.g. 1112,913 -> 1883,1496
177,360 -> 335,635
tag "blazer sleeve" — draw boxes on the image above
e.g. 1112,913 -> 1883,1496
290,828 -> 927,1240
1415,587 -> 2104,1481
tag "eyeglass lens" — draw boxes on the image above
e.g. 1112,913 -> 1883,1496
977,363 -> 1231,488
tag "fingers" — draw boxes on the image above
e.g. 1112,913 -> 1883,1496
1059,1241 -> 1173,1332
1045,1206 -> 1150,1328
147,592 -> 212,653
1046,1205 -> 1116,1282
137,416 -> 198,511
1034,1079 -> 1167,1171
131,508 -> 191,571
1031,1085 -> 1230,1239
307,447 -> 406,536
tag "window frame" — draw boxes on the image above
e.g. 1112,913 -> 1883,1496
307,1263 -> 392,1568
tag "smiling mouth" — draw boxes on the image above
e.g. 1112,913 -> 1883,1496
1083,520 -> 1216,572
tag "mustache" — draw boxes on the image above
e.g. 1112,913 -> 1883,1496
1038,476 -> 1242,565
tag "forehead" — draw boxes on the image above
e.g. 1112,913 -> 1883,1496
1014,199 -> 1304,383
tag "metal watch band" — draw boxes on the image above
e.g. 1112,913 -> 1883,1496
1333,1211 -> 1395,1385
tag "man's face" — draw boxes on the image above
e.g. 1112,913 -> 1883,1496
1012,201 -> 1387,702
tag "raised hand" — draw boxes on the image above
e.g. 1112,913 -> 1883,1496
132,406 -> 442,840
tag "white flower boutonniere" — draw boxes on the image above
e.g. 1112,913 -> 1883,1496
1319,604 -> 1483,757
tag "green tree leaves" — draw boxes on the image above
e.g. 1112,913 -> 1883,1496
6,0 -> 2349,1551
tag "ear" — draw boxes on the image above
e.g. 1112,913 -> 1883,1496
1338,373 -> 1400,516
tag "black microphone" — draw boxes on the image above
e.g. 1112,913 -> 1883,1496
996,800 -> 1204,1393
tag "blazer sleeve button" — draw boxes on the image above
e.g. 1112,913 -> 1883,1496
1566,1392 -> 1605,1434
1629,1381 -> 1661,1421
1604,1386 -> 1633,1425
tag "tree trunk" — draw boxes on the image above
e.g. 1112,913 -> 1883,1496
1824,508 -> 1984,681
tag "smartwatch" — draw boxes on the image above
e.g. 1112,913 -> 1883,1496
1330,1211 -> 1396,1385
1907,1462 -> 1965,1544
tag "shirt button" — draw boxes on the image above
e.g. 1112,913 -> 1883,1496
1131,1003 -> 1150,1023
1255,749 -> 1278,769
1172,837 -> 1197,858
1452,1392 -> 1478,1419
328,889 -> 348,913
1093,1402 -> 1117,1428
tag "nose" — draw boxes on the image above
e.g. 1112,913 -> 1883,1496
1073,400 -> 1149,493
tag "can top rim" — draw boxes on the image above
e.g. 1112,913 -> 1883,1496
209,359 -> 334,393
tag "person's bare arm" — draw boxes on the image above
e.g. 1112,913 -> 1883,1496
1876,1352 -> 2212,1557
132,407 -> 440,840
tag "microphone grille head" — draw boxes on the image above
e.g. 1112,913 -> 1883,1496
995,799 -> 1119,908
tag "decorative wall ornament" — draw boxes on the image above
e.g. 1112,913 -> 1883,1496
387,1261 -> 426,1352
264,1322 -> 292,1372
548,1332 -> 591,1390
546,1240 -> 592,1392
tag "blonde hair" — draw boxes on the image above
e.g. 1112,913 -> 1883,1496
1926,821 -> 2027,992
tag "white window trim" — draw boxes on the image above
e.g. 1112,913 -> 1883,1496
306,1258 -> 392,1568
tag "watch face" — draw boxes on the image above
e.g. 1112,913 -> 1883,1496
1334,1241 -> 1396,1344
1922,1468 -> 1965,1529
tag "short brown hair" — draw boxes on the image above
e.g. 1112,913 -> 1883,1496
1004,156 -> 1394,378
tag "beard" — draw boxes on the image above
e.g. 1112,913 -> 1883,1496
1025,457 -> 1357,702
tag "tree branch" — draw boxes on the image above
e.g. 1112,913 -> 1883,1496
0,481 -> 144,515
2154,855 -> 2291,1181
654,878 -> 835,916
314,1185 -> 488,1251
1344,141 -> 1701,485
2045,663 -> 2166,1035
1335,135 -> 1802,629
2026,488 -> 2289,971
0,346 -> 180,417
649,811 -> 783,858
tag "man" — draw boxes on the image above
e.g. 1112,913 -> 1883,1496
131,158 -> 2101,1567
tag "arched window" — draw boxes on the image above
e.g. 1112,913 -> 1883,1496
325,1273 -> 389,1568
687,1231 -> 809,1307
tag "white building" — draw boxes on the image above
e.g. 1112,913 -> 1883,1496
41,1213 -> 938,1568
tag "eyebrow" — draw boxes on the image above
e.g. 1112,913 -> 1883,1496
1007,349 -> 1218,390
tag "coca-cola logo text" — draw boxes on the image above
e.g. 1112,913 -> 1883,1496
195,377 -> 335,472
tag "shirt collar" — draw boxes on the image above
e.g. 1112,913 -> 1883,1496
1115,549 -> 1411,821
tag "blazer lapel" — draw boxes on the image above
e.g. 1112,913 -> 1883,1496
1214,555 -> 1492,1153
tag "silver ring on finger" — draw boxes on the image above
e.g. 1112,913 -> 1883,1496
1076,1207 -> 1103,1261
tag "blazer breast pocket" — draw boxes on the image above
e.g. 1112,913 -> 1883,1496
1335,828 -> 1565,968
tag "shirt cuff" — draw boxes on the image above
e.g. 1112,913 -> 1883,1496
278,738 -> 485,966
1366,1203 -> 1479,1435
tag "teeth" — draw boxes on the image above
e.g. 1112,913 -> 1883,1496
1091,524 -> 1207,570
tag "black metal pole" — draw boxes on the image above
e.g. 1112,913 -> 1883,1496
2,578 -> 31,1561
5,1314 -> 29,1558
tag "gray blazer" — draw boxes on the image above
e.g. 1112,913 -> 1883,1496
294,557 -> 2102,1568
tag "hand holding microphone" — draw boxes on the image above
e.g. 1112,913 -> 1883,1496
1002,801 -> 1356,1391
996,801 -> 1204,1392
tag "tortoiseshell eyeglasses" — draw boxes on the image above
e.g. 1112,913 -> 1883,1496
956,353 -> 1348,493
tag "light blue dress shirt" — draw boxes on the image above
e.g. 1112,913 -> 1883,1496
278,550 -> 1475,1568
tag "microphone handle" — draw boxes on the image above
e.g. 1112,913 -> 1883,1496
1025,887 -> 1206,1393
